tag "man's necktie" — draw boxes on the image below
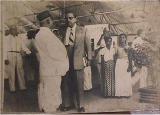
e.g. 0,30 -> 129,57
69,29 -> 74,44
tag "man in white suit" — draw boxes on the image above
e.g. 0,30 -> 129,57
34,11 -> 69,113
4,26 -> 31,92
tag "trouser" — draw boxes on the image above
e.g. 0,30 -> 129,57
61,45 -> 84,108
72,69 -> 84,108
23,55 -> 35,81
61,69 -> 85,108
60,45 -> 74,107
61,72 -> 73,107
23,54 -> 39,87
8,54 -> 26,91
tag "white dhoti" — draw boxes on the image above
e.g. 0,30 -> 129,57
38,76 -> 61,113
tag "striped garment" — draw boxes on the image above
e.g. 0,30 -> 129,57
101,60 -> 115,97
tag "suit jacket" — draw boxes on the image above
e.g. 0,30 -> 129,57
64,25 -> 92,70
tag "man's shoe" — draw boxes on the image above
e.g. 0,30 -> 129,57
41,109 -> 45,112
57,104 -> 73,112
10,90 -> 16,93
77,107 -> 85,112
56,104 -> 63,111
62,106 -> 72,111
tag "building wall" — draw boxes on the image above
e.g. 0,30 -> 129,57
0,1 -> 4,112
0,2 -> 3,112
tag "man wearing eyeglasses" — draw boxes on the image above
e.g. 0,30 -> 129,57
58,12 -> 92,112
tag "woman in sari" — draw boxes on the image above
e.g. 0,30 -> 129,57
115,34 -> 132,97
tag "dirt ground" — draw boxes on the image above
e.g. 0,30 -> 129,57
2,80 -> 160,114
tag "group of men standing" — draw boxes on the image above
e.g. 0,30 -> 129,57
4,10 -> 91,113
34,11 -> 91,113
4,26 -> 31,92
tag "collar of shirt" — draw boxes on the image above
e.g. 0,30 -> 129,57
69,24 -> 77,32
68,24 -> 76,36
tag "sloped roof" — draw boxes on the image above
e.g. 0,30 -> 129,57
2,0 -> 160,35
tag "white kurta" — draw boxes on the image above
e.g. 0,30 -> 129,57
34,27 -> 69,113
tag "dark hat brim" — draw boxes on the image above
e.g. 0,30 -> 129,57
37,10 -> 51,22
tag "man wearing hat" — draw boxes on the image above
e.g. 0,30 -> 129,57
34,10 -> 69,113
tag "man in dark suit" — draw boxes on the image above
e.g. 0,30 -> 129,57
58,12 -> 92,112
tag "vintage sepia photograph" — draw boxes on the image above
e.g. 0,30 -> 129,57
0,0 -> 160,114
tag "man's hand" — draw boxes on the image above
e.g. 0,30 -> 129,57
20,50 -> 26,56
25,50 -> 32,55
5,60 -> 9,65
